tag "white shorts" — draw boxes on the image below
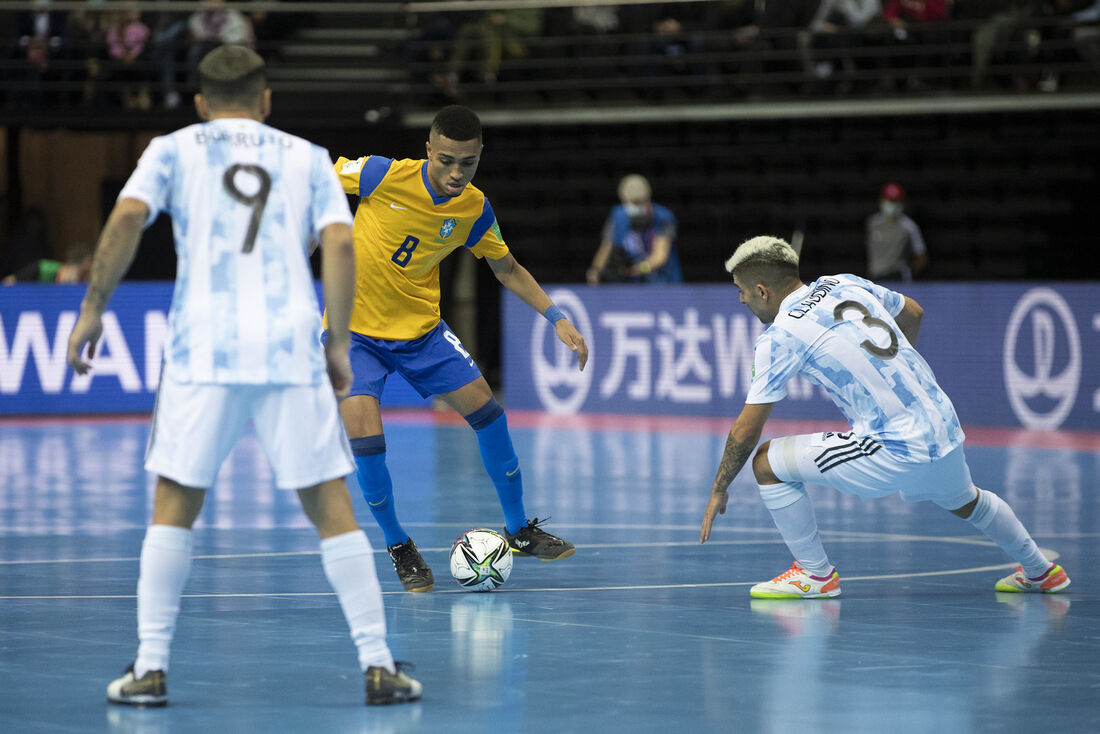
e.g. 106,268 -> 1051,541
766,431 -> 975,510
145,373 -> 355,490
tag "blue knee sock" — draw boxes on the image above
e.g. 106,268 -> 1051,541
466,400 -> 527,535
349,436 -> 409,548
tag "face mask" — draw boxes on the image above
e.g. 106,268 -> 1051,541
880,201 -> 901,217
625,203 -> 650,229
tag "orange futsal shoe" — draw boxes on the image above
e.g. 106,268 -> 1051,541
750,561 -> 841,599
995,564 -> 1070,594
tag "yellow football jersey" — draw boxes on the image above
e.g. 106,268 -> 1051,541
330,155 -> 509,340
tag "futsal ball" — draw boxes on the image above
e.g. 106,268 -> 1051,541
449,528 -> 513,591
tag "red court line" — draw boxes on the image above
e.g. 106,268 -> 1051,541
4,409 -> 1099,451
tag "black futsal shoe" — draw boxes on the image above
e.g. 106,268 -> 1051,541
387,538 -> 434,592
504,518 -> 576,561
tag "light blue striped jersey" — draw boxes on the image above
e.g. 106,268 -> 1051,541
745,274 -> 964,462
119,118 -> 352,385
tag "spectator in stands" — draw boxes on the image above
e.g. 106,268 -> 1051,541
447,9 -> 543,93
246,0 -> 294,50
961,0 -> 1040,90
184,0 -> 255,98
587,174 -> 682,284
10,3 -> 69,108
865,183 -> 928,281
803,0 -> 885,93
105,8 -> 152,110
701,0 -> 760,95
735,0 -> 822,95
411,15 -> 461,103
2,243 -> 92,285
882,0 -> 951,88
148,10 -> 189,109
70,4 -> 112,106
543,5 -> 629,97
1033,0 -> 1099,90
649,16 -> 708,98
1068,0 -> 1100,79
619,4 -> 711,99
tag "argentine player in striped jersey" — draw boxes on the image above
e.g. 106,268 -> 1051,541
66,46 -> 420,707
328,105 -> 587,592
699,236 -> 1070,598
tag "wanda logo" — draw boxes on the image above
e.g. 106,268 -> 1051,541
529,289 -> 593,414
1003,288 -> 1081,430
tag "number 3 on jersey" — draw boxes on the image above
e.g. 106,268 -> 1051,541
392,235 -> 420,267
833,300 -> 898,359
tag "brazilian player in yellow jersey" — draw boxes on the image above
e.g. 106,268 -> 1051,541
327,105 -> 588,591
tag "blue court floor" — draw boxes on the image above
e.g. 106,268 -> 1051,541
1,411 -> 1098,734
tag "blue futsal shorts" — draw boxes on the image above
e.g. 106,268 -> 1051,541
324,320 -> 483,401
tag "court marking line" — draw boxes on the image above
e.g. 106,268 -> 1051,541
0,533 -> 1004,566
1,529 -> 1074,565
0,563 -> 1019,600
0,553 -> 1059,600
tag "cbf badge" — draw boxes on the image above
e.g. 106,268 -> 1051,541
439,218 -> 457,240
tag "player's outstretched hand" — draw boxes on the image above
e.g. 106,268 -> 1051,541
67,311 -> 103,375
555,319 -> 589,371
700,489 -> 729,544
325,339 -> 353,400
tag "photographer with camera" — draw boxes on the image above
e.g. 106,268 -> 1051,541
586,174 -> 682,284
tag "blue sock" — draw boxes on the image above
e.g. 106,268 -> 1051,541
466,400 -> 527,535
349,436 -> 409,548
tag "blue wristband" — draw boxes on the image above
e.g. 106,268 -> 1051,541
544,305 -> 565,324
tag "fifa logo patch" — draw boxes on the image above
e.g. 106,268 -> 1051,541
439,218 -> 457,240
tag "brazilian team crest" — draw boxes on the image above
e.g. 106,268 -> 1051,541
439,218 -> 457,240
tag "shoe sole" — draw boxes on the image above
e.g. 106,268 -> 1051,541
510,546 -> 575,561
107,696 -> 167,707
994,580 -> 1070,594
367,693 -> 422,705
750,589 -> 841,599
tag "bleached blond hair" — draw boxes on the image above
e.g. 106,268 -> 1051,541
724,235 -> 799,275
617,174 -> 651,202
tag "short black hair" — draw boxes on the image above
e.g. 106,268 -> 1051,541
198,45 -> 267,108
431,105 -> 482,142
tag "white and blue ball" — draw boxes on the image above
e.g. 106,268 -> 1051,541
449,529 -> 513,591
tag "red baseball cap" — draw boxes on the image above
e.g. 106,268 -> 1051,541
880,183 -> 905,202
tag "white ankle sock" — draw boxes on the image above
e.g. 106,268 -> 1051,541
321,530 -> 394,673
966,489 -> 1050,578
134,525 -> 194,677
767,495 -> 832,577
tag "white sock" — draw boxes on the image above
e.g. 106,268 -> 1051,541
767,494 -> 833,577
321,530 -> 394,673
966,488 -> 1050,578
134,525 -> 194,677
